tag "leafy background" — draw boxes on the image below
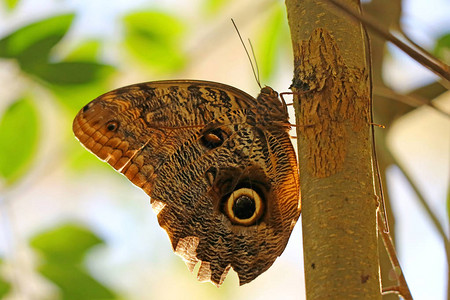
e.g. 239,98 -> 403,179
0,0 -> 448,299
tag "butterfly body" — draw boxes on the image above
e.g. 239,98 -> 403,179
73,80 -> 300,286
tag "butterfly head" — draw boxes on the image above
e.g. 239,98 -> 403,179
256,86 -> 289,122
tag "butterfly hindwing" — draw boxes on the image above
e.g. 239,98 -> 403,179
73,80 -> 300,286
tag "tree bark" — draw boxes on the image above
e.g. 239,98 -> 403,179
285,0 -> 381,298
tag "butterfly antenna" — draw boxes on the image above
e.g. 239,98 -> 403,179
231,18 -> 262,89
248,39 -> 261,88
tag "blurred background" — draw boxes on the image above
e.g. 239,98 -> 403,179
0,0 -> 448,299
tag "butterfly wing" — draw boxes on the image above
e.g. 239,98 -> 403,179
73,80 -> 300,286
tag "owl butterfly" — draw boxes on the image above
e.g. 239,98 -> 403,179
73,80 -> 300,286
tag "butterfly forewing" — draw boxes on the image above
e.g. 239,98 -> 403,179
73,80 -> 300,286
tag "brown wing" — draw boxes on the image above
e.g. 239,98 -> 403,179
73,80 -> 300,286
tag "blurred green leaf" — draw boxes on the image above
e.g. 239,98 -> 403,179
434,32 -> 450,63
0,258 -> 12,298
51,80 -> 112,113
30,224 -> 103,263
4,0 -> 20,10
65,40 -> 102,62
51,39 -> 116,169
38,263 -> 116,300
0,14 -> 74,59
256,4 -> 290,82
49,39 -> 115,111
123,11 -> 186,71
23,61 -> 114,85
0,98 -> 39,185
68,144 -> 113,173
31,224 -> 117,299
16,35 -> 63,65
0,14 -> 115,86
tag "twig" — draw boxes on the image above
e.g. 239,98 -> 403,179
374,86 -> 450,118
382,285 -> 402,294
389,148 -> 450,300
397,29 -> 439,70
325,0 -> 450,88
378,211 -> 414,300
390,149 -> 450,246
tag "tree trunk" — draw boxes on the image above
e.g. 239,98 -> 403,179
285,0 -> 381,298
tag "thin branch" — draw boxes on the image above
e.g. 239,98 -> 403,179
326,0 -> 450,88
382,286 -> 403,295
378,211 -> 414,300
390,149 -> 449,245
389,148 -> 450,300
374,86 -> 450,118
397,30 -> 436,65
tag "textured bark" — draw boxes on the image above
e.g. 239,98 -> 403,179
285,0 -> 381,298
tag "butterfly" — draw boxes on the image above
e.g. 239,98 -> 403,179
72,80 -> 300,286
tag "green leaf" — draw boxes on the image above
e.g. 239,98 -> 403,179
51,80 -> 113,114
434,32 -> 450,63
16,35 -> 64,67
38,264 -> 116,300
4,0 -> 20,10
0,14 -> 74,59
23,61 -> 114,85
46,40 -> 116,108
0,258 -> 12,298
0,98 -> 39,185
0,15 -> 115,86
31,224 -> 117,299
65,40 -> 102,62
30,223 -> 103,263
123,11 -> 186,71
67,140 -> 114,173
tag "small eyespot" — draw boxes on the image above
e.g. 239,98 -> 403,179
200,128 -> 224,149
82,103 -> 93,112
223,188 -> 264,226
106,120 -> 119,132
